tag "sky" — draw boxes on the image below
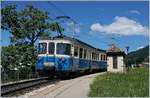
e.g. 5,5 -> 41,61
1,1 -> 149,53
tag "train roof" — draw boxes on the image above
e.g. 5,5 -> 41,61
40,35 -> 106,53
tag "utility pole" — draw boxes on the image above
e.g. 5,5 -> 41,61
125,46 -> 130,69
125,46 -> 130,55
55,16 -> 77,38
55,22 -> 63,37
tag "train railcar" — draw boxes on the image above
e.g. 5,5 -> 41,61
36,36 -> 107,78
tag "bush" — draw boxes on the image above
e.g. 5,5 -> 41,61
1,45 -> 38,83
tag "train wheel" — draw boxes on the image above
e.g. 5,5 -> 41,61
56,72 -> 70,79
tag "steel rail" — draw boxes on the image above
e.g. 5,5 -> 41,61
1,77 -> 50,96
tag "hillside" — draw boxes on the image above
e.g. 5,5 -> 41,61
125,45 -> 149,65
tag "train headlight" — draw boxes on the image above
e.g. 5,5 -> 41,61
44,62 -> 55,67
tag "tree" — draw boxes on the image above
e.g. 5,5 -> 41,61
1,4 -> 64,72
2,4 -> 63,45
1,45 -> 38,81
125,45 -> 149,65
1,45 -> 37,71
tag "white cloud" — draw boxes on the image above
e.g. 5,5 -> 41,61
90,16 -> 149,36
130,10 -> 141,15
65,22 -> 80,33
74,28 -> 80,33
66,22 -> 74,26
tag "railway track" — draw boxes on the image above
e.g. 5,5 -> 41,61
1,71 -> 105,97
1,77 -> 58,97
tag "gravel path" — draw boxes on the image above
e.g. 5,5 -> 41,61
21,72 -> 106,98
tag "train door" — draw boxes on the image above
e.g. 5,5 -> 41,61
45,42 -> 55,71
72,45 -> 79,72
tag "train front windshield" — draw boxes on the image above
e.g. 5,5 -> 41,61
38,43 -> 47,54
57,43 -> 71,55
48,43 -> 55,54
38,42 -> 55,55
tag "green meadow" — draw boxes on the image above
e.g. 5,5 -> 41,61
89,67 -> 149,97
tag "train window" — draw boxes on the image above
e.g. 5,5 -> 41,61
79,48 -> 83,58
101,55 -> 103,60
92,52 -> 95,60
38,43 -> 47,54
48,43 -> 55,54
74,46 -> 78,57
95,53 -> 98,60
57,43 -> 71,55
87,50 -> 90,59
103,55 -> 105,60
84,49 -> 87,59
97,54 -> 99,60
96,53 -> 98,60
92,52 -> 94,60
103,55 -> 104,60
105,55 -> 107,61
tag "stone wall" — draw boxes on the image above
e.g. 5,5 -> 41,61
107,56 -> 125,72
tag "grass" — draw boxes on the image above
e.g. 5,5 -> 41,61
88,67 -> 149,97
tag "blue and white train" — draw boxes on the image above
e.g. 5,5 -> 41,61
36,36 -> 107,78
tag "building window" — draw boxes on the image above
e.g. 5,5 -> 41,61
113,56 -> 117,69
74,46 -> 78,57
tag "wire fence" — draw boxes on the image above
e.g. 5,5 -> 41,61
1,69 -> 40,84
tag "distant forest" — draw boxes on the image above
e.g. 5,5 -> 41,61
125,45 -> 149,65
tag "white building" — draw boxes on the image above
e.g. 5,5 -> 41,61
107,44 -> 126,73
